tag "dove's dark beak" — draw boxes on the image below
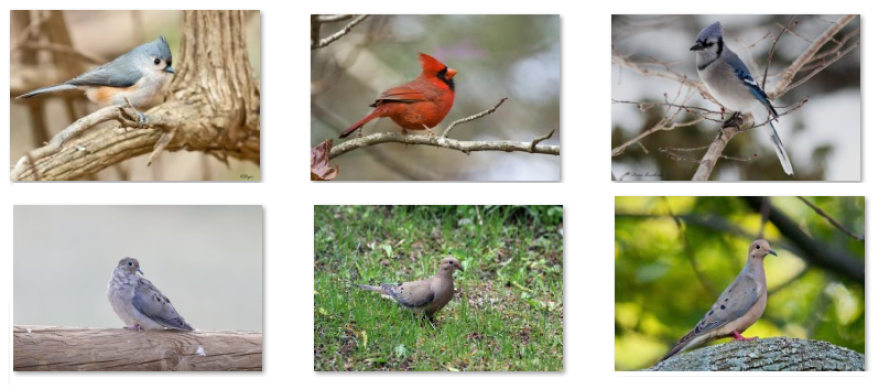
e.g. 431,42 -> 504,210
456,264 -> 464,272
136,267 -> 144,275
768,250 -> 778,257
690,42 -> 704,51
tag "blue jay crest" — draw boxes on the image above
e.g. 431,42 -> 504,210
696,21 -> 723,42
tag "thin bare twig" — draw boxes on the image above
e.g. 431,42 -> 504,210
442,98 -> 508,138
317,15 -> 353,23
312,15 -> 369,50
762,16 -> 797,89
530,129 -> 555,152
796,197 -> 865,241
781,41 -> 860,96
769,15 -> 857,99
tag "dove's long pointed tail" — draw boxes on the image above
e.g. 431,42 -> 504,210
658,332 -> 710,363
355,284 -> 387,294
764,122 -> 793,176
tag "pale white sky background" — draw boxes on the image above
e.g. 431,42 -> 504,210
13,205 -> 263,332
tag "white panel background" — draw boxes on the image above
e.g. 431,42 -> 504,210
0,1 -> 874,384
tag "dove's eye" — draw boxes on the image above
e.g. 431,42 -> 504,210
448,261 -> 453,265
128,261 -> 133,266
755,245 -> 761,250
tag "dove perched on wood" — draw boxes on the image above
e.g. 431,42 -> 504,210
107,257 -> 193,332
659,240 -> 777,362
355,256 -> 464,321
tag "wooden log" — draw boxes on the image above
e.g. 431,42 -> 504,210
14,325 -> 262,371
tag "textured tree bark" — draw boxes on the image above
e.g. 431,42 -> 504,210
13,325 -> 262,371
648,337 -> 864,371
11,10 -> 260,181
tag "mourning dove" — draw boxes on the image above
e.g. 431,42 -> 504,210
660,239 -> 777,362
355,256 -> 464,321
107,257 -> 193,331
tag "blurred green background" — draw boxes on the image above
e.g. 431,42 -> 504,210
14,205 -> 263,332
614,196 -> 864,370
314,205 -> 563,371
312,15 -> 560,181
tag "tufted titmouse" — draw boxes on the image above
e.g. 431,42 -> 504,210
17,36 -> 175,120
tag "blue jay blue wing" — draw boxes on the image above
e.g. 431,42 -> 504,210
65,62 -> 143,88
733,67 -> 779,119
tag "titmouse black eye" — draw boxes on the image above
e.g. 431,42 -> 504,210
154,58 -> 161,65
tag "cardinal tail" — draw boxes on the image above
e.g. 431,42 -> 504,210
339,110 -> 381,138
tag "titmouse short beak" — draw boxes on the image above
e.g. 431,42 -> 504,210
136,267 -> 145,275
768,250 -> 778,257
690,42 -> 704,51
164,66 -> 176,75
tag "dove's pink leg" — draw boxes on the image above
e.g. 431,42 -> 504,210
733,330 -> 757,341
124,324 -> 142,332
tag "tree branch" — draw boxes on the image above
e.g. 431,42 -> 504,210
14,325 -> 261,371
311,15 -> 369,50
769,15 -> 858,99
648,337 -> 863,371
741,196 -> 864,283
442,98 -> 507,138
796,196 -> 865,241
329,131 -> 559,160
691,97 -> 808,181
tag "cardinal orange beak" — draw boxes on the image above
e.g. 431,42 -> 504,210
447,68 -> 458,79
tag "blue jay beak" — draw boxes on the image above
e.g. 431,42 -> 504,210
164,66 -> 176,75
690,42 -> 704,51
136,267 -> 144,275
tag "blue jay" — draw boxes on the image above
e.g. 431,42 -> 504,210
691,21 -> 793,176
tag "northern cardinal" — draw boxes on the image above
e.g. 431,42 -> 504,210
339,53 -> 457,138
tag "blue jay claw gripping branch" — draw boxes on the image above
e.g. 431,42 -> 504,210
17,36 -> 176,127
691,22 -> 794,176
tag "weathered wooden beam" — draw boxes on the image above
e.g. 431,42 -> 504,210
14,325 -> 262,371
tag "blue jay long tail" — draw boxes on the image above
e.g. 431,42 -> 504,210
16,84 -> 78,99
764,122 -> 793,176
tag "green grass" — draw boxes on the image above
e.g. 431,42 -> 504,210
314,205 -> 563,371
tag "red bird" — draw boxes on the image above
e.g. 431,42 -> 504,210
339,53 -> 457,138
